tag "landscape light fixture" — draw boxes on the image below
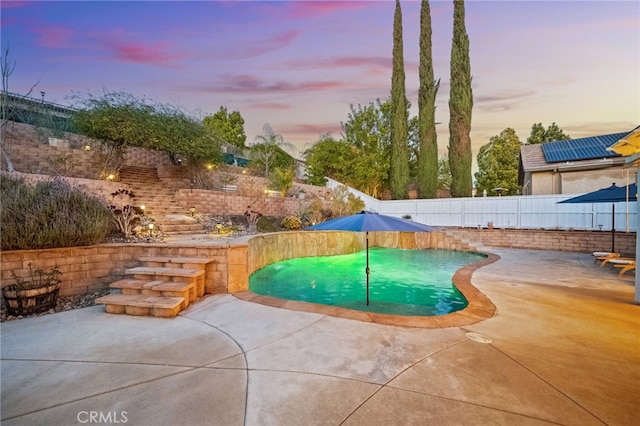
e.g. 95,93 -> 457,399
140,205 -> 145,214
83,145 -> 91,151
190,207 -> 196,217
148,223 -> 154,236
106,174 -> 115,181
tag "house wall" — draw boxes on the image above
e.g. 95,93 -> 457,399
561,167 -> 632,194
529,166 -> 632,195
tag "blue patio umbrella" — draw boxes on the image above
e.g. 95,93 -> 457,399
307,211 -> 437,305
558,183 -> 637,252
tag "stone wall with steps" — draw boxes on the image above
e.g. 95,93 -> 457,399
2,121 -> 333,222
96,256 -> 213,317
0,244 -> 241,297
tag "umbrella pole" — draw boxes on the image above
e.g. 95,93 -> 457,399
366,232 -> 370,306
612,204 -> 615,253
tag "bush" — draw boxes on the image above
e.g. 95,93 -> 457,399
281,216 -> 302,230
256,216 -> 278,233
1,174 -> 113,250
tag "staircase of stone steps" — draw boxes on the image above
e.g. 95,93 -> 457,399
96,256 -> 215,317
118,166 -> 205,235
442,229 -> 482,252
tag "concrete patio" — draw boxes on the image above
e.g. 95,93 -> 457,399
1,248 -> 638,425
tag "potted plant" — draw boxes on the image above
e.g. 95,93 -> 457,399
2,263 -> 62,316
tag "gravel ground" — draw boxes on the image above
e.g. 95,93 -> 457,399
1,289 -> 111,322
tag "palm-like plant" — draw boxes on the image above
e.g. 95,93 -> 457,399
250,123 -> 295,177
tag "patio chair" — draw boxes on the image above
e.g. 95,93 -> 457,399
593,252 -> 620,265
607,258 -> 636,277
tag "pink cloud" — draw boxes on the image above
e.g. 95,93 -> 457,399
284,1 -> 375,19
103,39 -> 188,67
287,56 -> 390,69
0,1 -> 31,10
219,29 -> 300,59
207,74 -> 347,94
33,25 -> 75,48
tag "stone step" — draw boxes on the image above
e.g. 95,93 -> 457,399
159,216 -> 199,225
160,224 -> 204,233
125,267 -> 205,297
109,279 -> 196,306
95,294 -> 184,318
125,266 -> 204,278
138,256 -> 215,271
139,256 -> 216,265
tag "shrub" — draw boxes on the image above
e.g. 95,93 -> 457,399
281,216 -> 302,230
256,216 -> 278,233
1,174 -> 113,250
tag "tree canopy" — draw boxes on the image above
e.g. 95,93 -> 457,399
448,0 -> 473,197
71,90 -> 222,164
203,106 -> 246,149
303,134 -> 351,186
389,0 -> 409,199
417,0 -> 440,199
474,128 -> 522,196
526,122 -> 571,144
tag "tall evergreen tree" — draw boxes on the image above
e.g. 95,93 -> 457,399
417,0 -> 440,198
448,0 -> 473,197
390,0 -> 409,199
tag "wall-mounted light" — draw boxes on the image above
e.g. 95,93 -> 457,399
190,207 -> 196,217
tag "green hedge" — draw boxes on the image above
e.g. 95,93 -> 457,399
1,174 -> 114,250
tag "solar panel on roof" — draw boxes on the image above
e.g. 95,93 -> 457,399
541,132 -> 627,163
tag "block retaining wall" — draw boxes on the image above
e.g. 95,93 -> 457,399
0,244 -> 245,297
447,228 -> 636,256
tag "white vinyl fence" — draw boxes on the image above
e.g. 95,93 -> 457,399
326,178 -> 637,232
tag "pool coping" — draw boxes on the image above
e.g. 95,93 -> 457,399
233,251 -> 499,329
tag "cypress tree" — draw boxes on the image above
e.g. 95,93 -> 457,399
417,0 -> 440,198
390,0 -> 409,200
448,0 -> 473,197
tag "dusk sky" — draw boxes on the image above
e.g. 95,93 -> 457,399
2,0 -> 639,161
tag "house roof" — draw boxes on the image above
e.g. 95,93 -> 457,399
520,131 -> 632,173
541,132 -> 628,163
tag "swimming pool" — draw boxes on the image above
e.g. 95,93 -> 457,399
249,248 -> 487,316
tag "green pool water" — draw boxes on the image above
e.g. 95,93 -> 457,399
249,248 -> 486,316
